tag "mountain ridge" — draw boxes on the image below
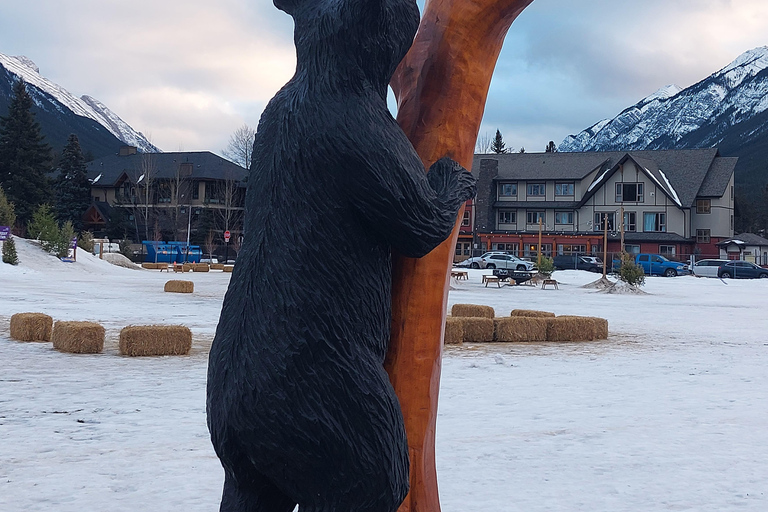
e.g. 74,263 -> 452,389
559,46 -> 768,197
0,52 -> 159,156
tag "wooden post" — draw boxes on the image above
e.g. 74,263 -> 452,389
386,1 -> 534,511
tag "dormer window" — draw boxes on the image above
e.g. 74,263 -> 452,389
616,183 -> 644,202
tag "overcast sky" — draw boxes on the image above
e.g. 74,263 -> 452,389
1,0 -> 767,156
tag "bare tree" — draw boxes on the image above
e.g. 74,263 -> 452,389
129,152 -> 159,243
475,132 -> 492,154
212,170 -> 245,239
204,230 -> 216,262
223,124 -> 256,170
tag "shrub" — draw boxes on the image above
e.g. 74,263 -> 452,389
0,186 -> 16,228
617,252 -> 645,286
537,256 -> 555,277
2,236 -> 19,265
57,221 -> 75,258
28,204 -> 60,253
78,231 -> 95,253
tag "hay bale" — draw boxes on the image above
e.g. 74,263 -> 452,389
444,317 -> 464,345
141,262 -> 155,269
580,316 -> 609,340
545,316 -> 595,342
460,317 -> 494,343
210,263 -> 225,270
451,304 -> 495,319
52,321 -> 105,354
510,309 -> 555,318
182,263 -> 194,272
223,265 -> 234,273
10,313 -> 53,342
119,325 -> 192,356
494,317 -> 547,342
193,263 -> 210,272
164,280 -> 194,293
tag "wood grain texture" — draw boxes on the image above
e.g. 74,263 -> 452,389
385,1 -> 534,511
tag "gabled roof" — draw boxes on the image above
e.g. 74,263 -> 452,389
86,151 -> 247,187
582,153 -> 682,207
717,233 -> 768,247
473,148 -> 732,208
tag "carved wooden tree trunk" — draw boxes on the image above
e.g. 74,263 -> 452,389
384,1 -> 534,511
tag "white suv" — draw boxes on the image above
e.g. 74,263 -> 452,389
483,253 -> 535,271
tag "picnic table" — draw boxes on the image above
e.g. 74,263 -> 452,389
482,275 -> 502,287
451,270 -> 469,280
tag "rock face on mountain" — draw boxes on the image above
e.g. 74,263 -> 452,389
560,47 -> 768,195
0,52 -> 158,156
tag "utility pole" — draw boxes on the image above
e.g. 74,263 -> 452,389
620,206 -> 625,254
603,213 -> 608,277
538,216 -> 543,267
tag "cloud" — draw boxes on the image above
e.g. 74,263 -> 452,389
1,0 -> 767,154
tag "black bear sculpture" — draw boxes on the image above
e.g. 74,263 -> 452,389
206,0 -> 476,510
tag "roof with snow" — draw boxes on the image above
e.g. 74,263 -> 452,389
86,151 -> 247,187
717,233 -> 768,247
474,148 -> 735,208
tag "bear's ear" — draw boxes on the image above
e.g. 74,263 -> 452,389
273,0 -> 303,15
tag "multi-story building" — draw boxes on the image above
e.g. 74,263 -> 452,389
84,146 -> 247,245
470,149 -> 736,260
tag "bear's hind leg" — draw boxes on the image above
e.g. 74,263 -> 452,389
220,470 -> 297,512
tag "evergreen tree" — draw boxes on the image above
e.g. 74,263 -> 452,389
0,185 -> 16,228
519,147 -> 526,154
28,204 -> 60,253
2,236 -> 18,265
491,129 -> 507,154
0,79 -> 53,225
545,141 -> 558,153
54,134 -> 91,230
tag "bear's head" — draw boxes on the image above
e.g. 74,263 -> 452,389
275,0 -> 420,93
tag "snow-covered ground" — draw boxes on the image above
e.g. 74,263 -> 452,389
1,239 -> 766,511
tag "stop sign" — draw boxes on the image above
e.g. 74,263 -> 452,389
224,230 -> 231,242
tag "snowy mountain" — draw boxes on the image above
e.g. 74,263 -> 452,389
0,52 -> 158,155
560,46 -> 768,153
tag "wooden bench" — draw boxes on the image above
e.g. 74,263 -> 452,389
482,275 -> 502,287
451,270 -> 468,280
541,279 -> 559,290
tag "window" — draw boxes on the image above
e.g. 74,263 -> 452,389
462,210 -> 471,226
615,183 -> 644,202
526,211 -> 545,225
623,211 -> 636,232
499,183 -> 517,197
455,242 -> 470,256
555,182 -> 574,196
498,211 -> 515,224
527,183 -> 545,196
192,181 -> 200,200
594,212 -> 615,231
731,214 -> 734,230
555,211 -> 574,225
625,244 -> 641,254
696,229 -> 711,243
524,243 -> 552,258
557,244 -> 586,255
643,212 -> 666,232
492,243 -> 518,253
659,245 -> 676,256
696,199 -> 711,214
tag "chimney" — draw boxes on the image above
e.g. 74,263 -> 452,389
119,145 -> 138,156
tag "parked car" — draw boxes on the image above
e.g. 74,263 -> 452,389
635,253 -> 689,277
456,251 -> 505,269
483,253 -> 536,271
552,254 -> 603,272
717,260 -> 768,279
692,259 -> 730,278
